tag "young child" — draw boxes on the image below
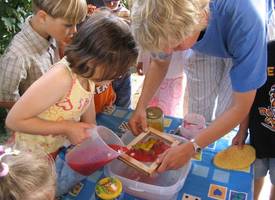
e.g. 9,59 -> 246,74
232,40 -> 275,200
103,0 -> 130,20
5,10 -> 138,157
0,0 -> 87,110
57,5 -> 117,114
0,145 -> 56,200
137,50 -> 188,117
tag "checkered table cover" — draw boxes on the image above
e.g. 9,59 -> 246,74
61,106 -> 253,200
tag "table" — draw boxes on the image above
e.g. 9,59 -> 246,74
61,106 -> 253,200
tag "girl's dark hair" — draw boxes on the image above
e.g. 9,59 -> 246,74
65,9 -> 138,81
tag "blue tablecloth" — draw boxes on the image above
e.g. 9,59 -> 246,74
61,106 -> 253,200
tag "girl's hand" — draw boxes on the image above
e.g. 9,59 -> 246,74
64,121 -> 94,144
231,131 -> 248,148
156,142 -> 194,173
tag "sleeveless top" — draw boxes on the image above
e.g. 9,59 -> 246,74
15,57 -> 95,154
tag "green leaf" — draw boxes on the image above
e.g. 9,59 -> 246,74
1,17 -> 16,32
0,0 -> 31,54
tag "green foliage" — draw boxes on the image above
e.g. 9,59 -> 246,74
0,0 -> 32,54
121,0 -> 129,9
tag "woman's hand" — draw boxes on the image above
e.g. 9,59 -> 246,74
128,108 -> 147,135
64,121 -> 94,144
156,142 -> 195,173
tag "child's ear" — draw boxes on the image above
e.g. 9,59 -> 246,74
36,10 -> 49,24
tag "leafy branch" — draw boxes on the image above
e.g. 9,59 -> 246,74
0,0 -> 32,54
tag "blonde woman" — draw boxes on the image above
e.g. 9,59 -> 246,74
129,0 -> 273,172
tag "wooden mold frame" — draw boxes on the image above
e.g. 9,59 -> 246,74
118,127 -> 180,176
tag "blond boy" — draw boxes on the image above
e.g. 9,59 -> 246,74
0,0 -> 87,110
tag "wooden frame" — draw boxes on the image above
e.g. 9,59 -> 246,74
118,127 -> 180,176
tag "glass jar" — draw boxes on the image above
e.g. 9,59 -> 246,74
146,106 -> 164,132
95,177 -> 124,200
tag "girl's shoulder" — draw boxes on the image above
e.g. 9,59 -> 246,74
52,57 -> 70,70
41,58 -> 73,90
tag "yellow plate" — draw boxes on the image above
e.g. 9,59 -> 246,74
213,144 -> 256,170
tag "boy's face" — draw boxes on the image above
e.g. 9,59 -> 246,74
45,16 -> 77,43
103,0 -> 120,10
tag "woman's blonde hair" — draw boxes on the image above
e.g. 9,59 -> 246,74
32,0 -> 87,24
0,147 -> 56,200
131,0 -> 210,52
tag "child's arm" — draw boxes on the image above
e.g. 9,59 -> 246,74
6,64 -> 92,144
232,115 -> 249,147
157,90 -> 256,172
0,56 -> 24,110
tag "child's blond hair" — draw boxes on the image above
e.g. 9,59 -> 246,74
0,146 -> 56,200
32,0 -> 87,24
131,0 -> 210,52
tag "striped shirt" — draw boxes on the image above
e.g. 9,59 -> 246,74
0,16 -> 59,102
